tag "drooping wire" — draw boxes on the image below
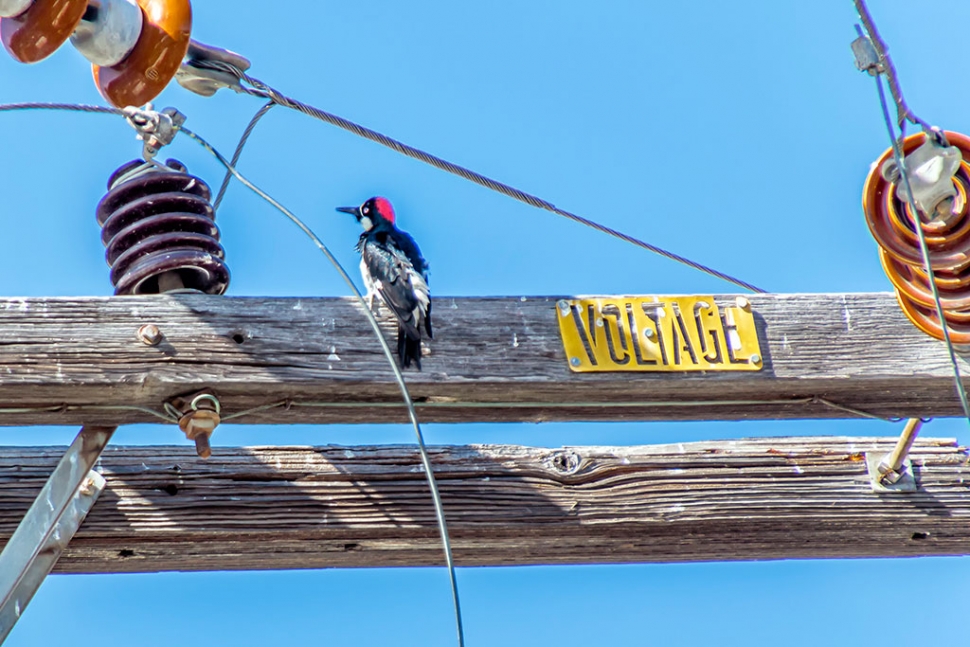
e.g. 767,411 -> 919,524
213,100 -> 275,211
190,59 -> 766,293
178,125 -> 465,647
870,75 -> 970,424
852,0 -> 933,133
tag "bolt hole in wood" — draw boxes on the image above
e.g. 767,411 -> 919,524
118,549 -> 135,558
162,484 -> 179,496
343,543 -> 360,551
552,451 -> 581,474
230,332 -> 246,344
912,532 -> 930,540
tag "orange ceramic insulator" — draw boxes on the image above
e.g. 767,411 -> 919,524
93,0 -> 192,108
1,0 -> 86,62
863,130 -> 970,344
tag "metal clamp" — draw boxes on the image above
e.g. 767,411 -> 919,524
880,135 -> 962,218
176,40 -> 252,97
122,104 -> 186,161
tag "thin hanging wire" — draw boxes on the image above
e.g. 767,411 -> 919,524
190,59 -> 766,293
870,75 -> 970,423
178,125 -> 465,647
213,100 -> 275,211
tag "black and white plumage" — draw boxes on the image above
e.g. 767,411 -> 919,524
337,197 -> 433,369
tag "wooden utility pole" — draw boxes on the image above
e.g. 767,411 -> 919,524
0,293 -> 966,427
2,437 -> 967,573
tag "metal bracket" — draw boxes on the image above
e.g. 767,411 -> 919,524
122,104 -> 186,161
865,418 -> 923,493
176,40 -> 252,97
865,452 -> 918,493
0,425 -> 115,642
851,34 -> 882,76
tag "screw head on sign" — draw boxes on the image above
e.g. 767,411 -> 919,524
749,354 -> 762,365
570,357 -> 581,367
557,300 -> 569,314
644,328 -> 655,339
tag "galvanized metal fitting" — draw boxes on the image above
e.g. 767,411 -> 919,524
851,35 -> 882,76
168,390 -> 221,459
176,40 -> 252,97
122,104 -> 186,161
865,418 -> 923,493
880,136 -> 962,218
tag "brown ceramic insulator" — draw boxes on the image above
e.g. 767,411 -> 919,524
864,131 -> 970,342
880,250 -> 970,322
863,131 -> 970,272
93,0 -> 192,107
1,0 -> 86,62
895,294 -> 970,345
96,159 -> 230,295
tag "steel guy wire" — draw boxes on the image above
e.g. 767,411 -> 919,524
190,59 -> 767,293
177,125 -> 466,647
0,100 -> 465,645
212,100 -> 275,211
870,75 -> 970,425
853,0 -> 933,134
0,102 -> 122,117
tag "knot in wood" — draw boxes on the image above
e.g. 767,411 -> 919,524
550,450 -> 581,475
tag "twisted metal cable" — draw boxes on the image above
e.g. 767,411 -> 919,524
178,126 -> 465,647
853,0 -> 933,133
192,59 -> 766,293
0,102 -> 122,116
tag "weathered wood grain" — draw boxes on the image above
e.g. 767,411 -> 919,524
0,294 -> 966,425
0,437 -> 967,573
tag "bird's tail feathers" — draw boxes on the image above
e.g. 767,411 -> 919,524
397,325 -> 422,370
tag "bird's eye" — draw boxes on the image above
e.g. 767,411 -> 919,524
362,207 -> 370,214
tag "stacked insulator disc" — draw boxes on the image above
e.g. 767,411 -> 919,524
0,0 -> 192,107
97,159 -> 229,295
863,130 -> 970,343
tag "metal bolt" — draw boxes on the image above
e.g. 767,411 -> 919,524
78,476 -> 97,496
170,391 -> 221,459
735,296 -> 750,310
137,323 -> 162,346
570,357 -> 581,367
644,328 -> 655,339
749,354 -> 762,365
178,409 -> 219,459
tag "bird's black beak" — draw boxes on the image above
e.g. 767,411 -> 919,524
336,206 -> 359,217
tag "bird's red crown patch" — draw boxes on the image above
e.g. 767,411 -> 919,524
373,197 -> 396,224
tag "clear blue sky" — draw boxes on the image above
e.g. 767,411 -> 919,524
2,1 -> 969,645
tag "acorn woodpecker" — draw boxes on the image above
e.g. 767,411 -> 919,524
336,197 -> 433,369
